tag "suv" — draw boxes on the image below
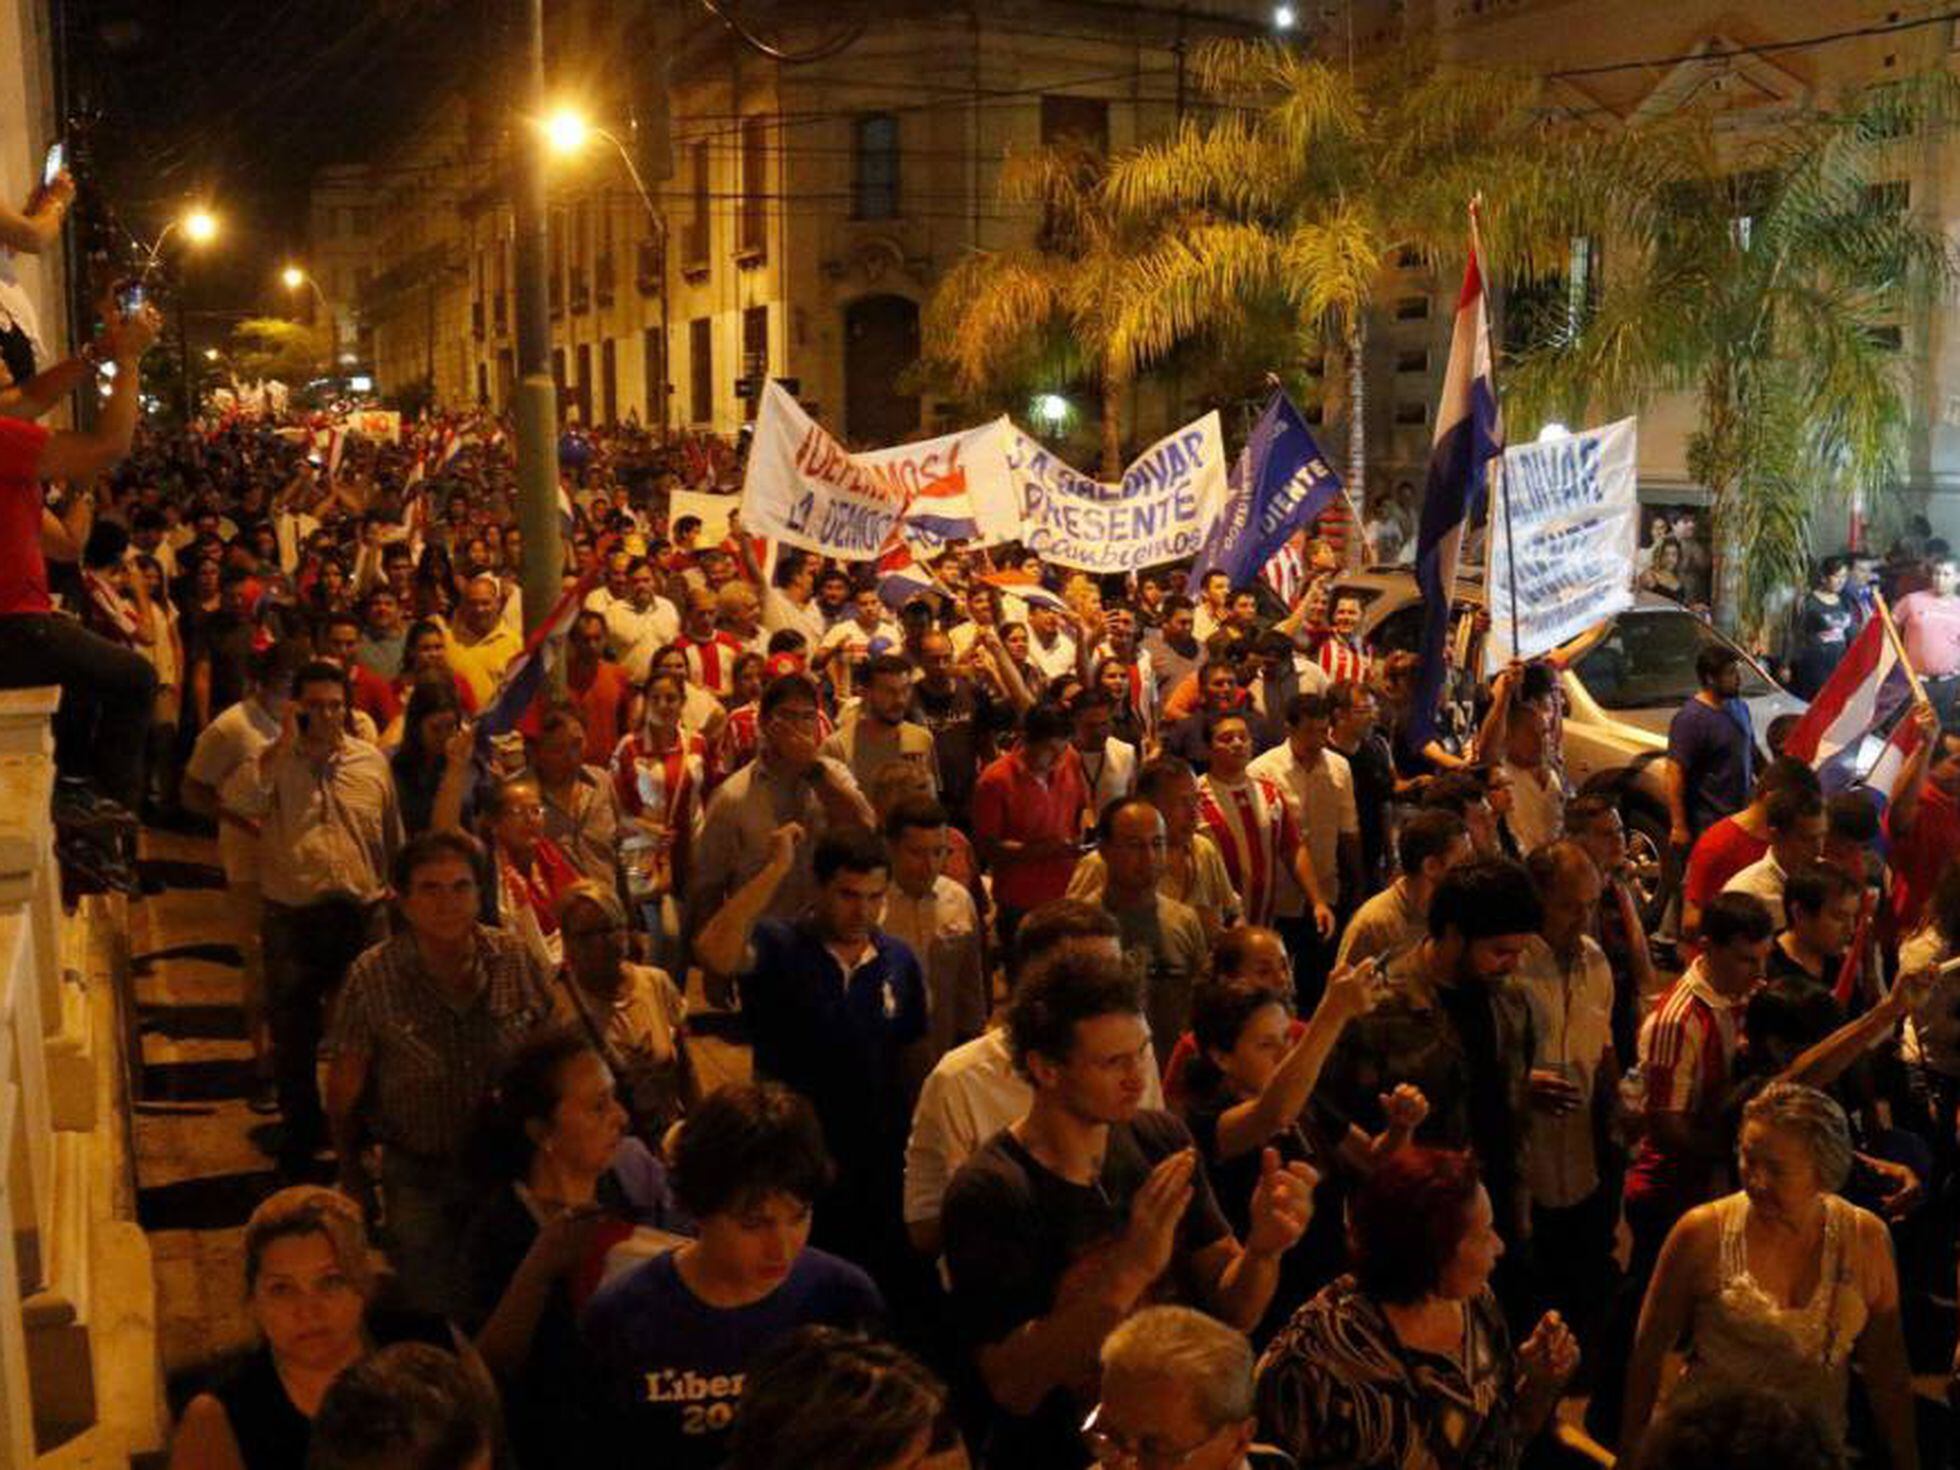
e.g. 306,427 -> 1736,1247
1332,568 -> 1805,921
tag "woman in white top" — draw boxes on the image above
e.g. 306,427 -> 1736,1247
1619,1082 -> 1917,1469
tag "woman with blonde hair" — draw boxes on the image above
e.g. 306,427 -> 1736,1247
168,1187 -> 478,1470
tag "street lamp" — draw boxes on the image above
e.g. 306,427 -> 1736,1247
137,206 -> 222,423
1272,4 -> 1297,29
1035,393 -> 1072,432
539,105 -> 671,434
280,265 -> 336,375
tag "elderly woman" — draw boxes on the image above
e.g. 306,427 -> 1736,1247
1619,1083 -> 1917,1470
476,774 -> 582,972
168,1186 -> 471,1469
552,881 -> 694,1146
1256,1147 -> 1578,1470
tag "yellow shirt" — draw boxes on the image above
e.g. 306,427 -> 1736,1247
445,622 -> 524,706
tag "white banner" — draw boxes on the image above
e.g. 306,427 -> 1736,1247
1005,412 -> 1228,572
741,381 -> 1020,560
1484,417 -> 1640,671
668,488 -> 739,546
346,408 -> 401,444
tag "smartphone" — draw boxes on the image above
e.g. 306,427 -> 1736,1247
114,279 -> 146,316
41,141 -> 63,187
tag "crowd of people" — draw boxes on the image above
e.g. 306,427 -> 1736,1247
2,285 -> 1958,1467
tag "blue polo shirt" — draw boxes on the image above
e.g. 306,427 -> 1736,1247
1667,695 -> 1756,837
743,920 -> 927,1178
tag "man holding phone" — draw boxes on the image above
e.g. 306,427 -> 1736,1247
0,296 -> 161,814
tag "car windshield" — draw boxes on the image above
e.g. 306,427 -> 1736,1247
1573,609 -> 1777,710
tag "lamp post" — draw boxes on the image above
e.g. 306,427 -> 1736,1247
543,107 -> 671,439
144,207 -> 220,423
280,265 -> 335,374
512,0 -> 564,636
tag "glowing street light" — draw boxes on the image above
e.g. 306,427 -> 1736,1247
203,347 -> 219,362
1035,393 -> 1071,429
182,208 -> 219,244
1273,3 -> 1297,29
281,265 -> 304,290
544,107 -> 591,157
1537,421 -> 1570,442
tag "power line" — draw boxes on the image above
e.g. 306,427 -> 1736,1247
1545,8 -> 1960,81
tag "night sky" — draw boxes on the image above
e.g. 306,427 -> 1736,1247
59,0 -> 483,333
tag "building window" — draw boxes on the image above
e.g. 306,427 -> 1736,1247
1040,94 -> 1109,151
690,317 -> 713,424
602,338 -> 618,424
1395,349 -> 1430,373
853,113 -> 900,220
1394,401 -> 1428,425
739,114 -> 768,261
686,141 -> 710,269
742,305 -> 768,421
1393,296 -> 1430,321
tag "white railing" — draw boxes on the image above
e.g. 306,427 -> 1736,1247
0,689 -> 161,1467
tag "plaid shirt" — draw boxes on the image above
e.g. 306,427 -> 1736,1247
326,925 -> 553,1162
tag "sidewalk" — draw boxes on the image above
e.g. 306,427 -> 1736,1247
127,826 -> 749,1408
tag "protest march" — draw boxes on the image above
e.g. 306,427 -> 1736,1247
7,24 -> 1958,1466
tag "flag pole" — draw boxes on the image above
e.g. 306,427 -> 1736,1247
1873,591 -> 1930,708
1470,196 -> 1522,668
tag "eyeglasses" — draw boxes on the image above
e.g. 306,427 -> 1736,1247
1080,1404 -> 1223,1468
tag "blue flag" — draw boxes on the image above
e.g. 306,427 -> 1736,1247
1193,391 -> 1342,589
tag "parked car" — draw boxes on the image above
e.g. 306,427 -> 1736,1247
1331,568 -> 1806,922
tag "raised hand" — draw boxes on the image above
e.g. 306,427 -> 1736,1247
1110,1148 -> 1196,1292
1379,1083 -> 1429,1135
1244,1147 -> 1318,1257
1518,1310 -> 1580,1389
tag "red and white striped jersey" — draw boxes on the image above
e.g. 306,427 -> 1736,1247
676,631 -> 745,696
712,702 -> 835,788
610,729 -> 708,838
1196,772 -> 1302,927
1316,635 -> 1372,685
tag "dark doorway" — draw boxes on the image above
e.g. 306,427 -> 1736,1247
844,294 -> 920,446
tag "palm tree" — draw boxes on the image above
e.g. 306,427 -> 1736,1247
1510,82 -> 1956,634
1103,40 -> 1635,508
918,143 -> 1177,476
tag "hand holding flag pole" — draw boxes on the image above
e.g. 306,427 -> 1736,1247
1873,591 -> 1931,710
1470,195 -> 1523,674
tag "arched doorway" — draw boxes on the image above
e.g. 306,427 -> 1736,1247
844,294 -> 921,446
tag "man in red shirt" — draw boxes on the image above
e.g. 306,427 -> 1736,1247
972,702 -> 1090,951
1887,714 -> 1960,932
1678,754 -> 1819,947
0,302 -> 161,812
561,610 -> 632,763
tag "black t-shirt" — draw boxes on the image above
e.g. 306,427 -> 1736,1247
1183,1078 -> 1345,1336
941,1110 -> 1232,1467
1340,731 -> 1398,891
911,676 -> 994,819
208,1308 -> 452,1470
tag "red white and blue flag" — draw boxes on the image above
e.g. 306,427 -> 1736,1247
1780,614 -> 1912,766
980,569 -> 1071,616
1411,219 -> 1503,747
875,536 -> 949,611
475,574 -> 598,743
1857,708 -> 1928,809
